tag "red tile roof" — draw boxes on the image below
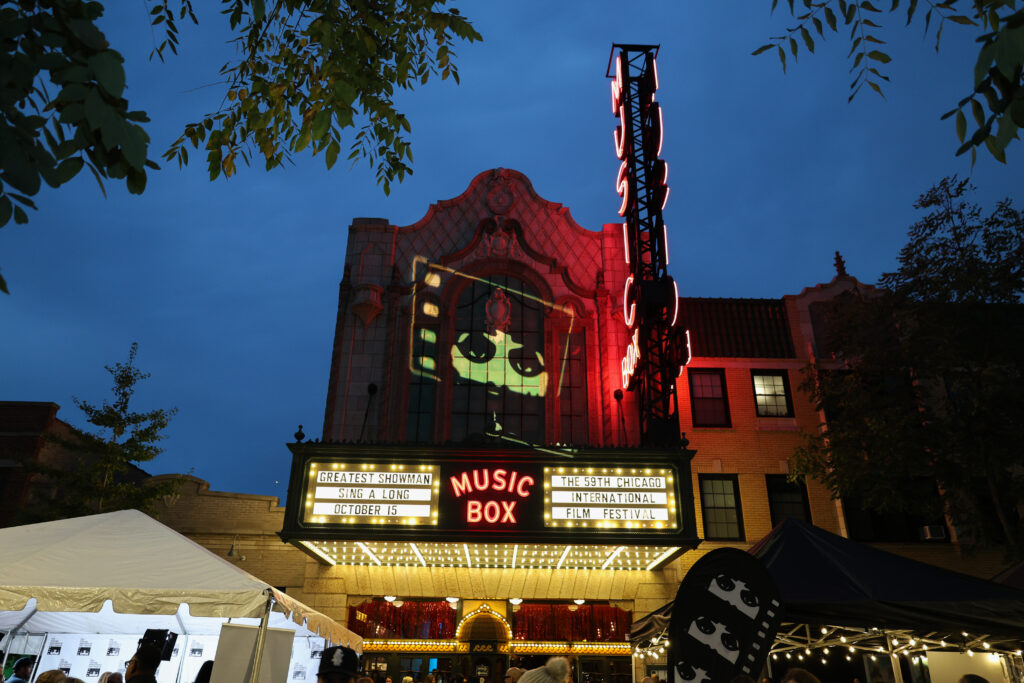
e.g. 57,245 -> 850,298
679,297 -> 795,359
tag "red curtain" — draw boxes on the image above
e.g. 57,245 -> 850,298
347,600 -> 456,639
512,604 -> 631,642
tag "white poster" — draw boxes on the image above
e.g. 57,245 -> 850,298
209,624 -> 294,683
287,636 -> 326,683
35,634 -> 133,680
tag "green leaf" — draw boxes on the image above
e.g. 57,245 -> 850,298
947,15 -> 976,26
994,26 -> 1024,81
333,80 -> 358,106
971,98 -> 986,127
778,44 -> 788,72
84,88 -> 107,131
801,26 -> 815,52
955,109 -> 967,142
983,135 -> 1006,163
867,80 -> 885,97
311,110 -> 331,141
1010,99 -> 1024,128
824,6 -> 838,31
13,206 -> 28,224
812,17 -> 823,36
751,44 -> 774,55
0,150 -> 41,196
252,0 -> 266,21
860,1 -> 881,11
325,139 -> 340,170
867,50 -> 892,63
790,36 -> 799,58
975,40 -> 998,87
906,0 -> 918,24
0,196 -> 11,226
120,125 -> 148,169
68,18 -> 108,50
52,157 -> 84,185
89,51 -> 126,97
994,113 -> 1018,150
0,270 -> 7,295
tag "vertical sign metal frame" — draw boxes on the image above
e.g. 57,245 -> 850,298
608,44 -> 687,448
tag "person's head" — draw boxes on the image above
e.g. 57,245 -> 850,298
35,671 -> 67,683
67,678 -> 86,683
12,658 -> 34,678
505,667 -> 525,683
108,674 -> 124,683
518,658 -> 570,683
317,645 -> 360,683
194,660 -> 215,683
126,643 -> 163,678
385,677 -> 393,683
402,677 -> 413,683
780,669 -> 821,683
958,676 -> 990,683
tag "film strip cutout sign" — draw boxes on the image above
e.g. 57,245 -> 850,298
669,548 -> 782,683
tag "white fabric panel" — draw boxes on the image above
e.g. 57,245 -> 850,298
0,510 -> 361,651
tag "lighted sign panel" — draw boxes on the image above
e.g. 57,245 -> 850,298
283,444 -> 699,549
443,463 -> 544,532
302,463 -> 441,525
545,467 -> 677,529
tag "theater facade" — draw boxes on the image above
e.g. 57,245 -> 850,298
154,169 -> 1005,683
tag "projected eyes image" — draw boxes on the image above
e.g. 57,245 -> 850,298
449,276 -> 548,443
451,329 -> 547,397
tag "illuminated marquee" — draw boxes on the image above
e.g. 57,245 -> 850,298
303,463 -> 441,525
283,446 -> 699,552
544,466 -> 678,529
449,467 -> 536,525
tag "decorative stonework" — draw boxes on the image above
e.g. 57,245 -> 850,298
484,288 -> 512,335
350,284 -> 384,326
483,217 -> 522,259
486,169 -> 516,215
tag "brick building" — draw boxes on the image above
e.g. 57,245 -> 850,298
150,169 -> 1004,683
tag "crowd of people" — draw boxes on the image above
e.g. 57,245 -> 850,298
0,646 -> 1001,683
2,644 -> 169,683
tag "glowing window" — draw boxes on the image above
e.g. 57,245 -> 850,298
699,475 -> 744,541
752,370 -> 793,418
450,275 -> 545,444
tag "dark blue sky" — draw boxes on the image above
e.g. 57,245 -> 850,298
2,2 -> 1020,502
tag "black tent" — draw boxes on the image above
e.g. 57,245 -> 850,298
631,519 -> 1024,645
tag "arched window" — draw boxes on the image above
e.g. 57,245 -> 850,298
449,274 -> 546,443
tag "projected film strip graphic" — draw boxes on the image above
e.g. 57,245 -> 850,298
670,548 -> 783,682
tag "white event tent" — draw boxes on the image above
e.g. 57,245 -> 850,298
0,509 -> 361,682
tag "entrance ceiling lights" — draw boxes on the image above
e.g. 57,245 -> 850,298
300,540 -> 680,571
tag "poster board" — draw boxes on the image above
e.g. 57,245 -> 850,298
287,635 -> 326,683
209,624 -> 293,683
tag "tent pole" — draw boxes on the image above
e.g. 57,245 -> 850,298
173,610 -> 190,683
885,632 -> 905,683
248,594 -> 274,683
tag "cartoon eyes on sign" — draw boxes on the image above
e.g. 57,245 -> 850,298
451,329 -> 547,398
709,574 -> 760,619
688,617 -> 739,664
674,661 -> 711,683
